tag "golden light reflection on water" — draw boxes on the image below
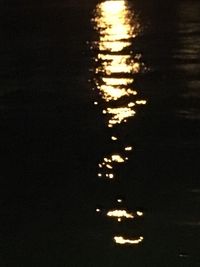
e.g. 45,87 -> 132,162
92,0 -> 145,126
96,54 -> 140,75
94,0 -> 139,52
91,0 -> 147,179
106,106 -> 136,127
91,0 -> 146,246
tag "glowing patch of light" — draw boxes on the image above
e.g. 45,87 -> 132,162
136,100 -> 147,105
99,85 -> 137,102
102,77 -> 133,86
137,211 -> 144,217
109,173 -> 114,179
99,41 -> 132,52
106,164 -> 113,169
114,236 -> 144,245
128,102 -> 135,107
125,146 -> 132,151
111,154 -> 125,163
106,107 -> 136,126
107,209 -> 134,219
94,0 -> 140,52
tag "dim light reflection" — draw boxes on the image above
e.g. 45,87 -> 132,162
114,236 -> 144,245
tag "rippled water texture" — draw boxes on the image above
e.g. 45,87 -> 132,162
0,0 -> 199,266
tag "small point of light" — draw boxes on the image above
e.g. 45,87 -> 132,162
137,211 -> 144,217
98,173 -> 102,177
111,136 -> 118,141
94,101 -> 98,105
109,174 -> 114,179
125,146 -> 132,151
118,218 -> 122,222
96,208 -> 101,212
117,199 -> 122,203
128,102 -> 135,107
103,110 -> 107,114
136,100 -> 147,105
106,164 -> 113,169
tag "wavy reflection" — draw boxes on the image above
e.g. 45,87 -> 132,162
91,0 -> 146,245
92,0 -> 146,176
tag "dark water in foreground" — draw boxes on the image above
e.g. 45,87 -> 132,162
0,1 -> 200,266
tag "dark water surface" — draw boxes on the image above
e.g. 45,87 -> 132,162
0,1 -> 200,266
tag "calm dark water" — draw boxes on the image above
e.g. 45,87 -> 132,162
0,0 -> 200,266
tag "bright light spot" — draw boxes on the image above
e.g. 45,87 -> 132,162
98,85 -> 137,101
94,101 -> 98,105
96,208 -> 101,212
107,209 -> 134,219
125,146 -> 132,151
94,0 -> 140,53
136,211 -> 144,217
128,102 -> 135,107
136,100 -> 147,105
109,173 -> 114,179
106,164 -> 113,169
111,154 -> 125,163
111,136 -> 118,141
114,236 -> 144,245
98,173 -> 102,177
107,107 -> 136,126
102,77 -> 133,86
117,199 -> 122,203
99,41 -> 132,52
